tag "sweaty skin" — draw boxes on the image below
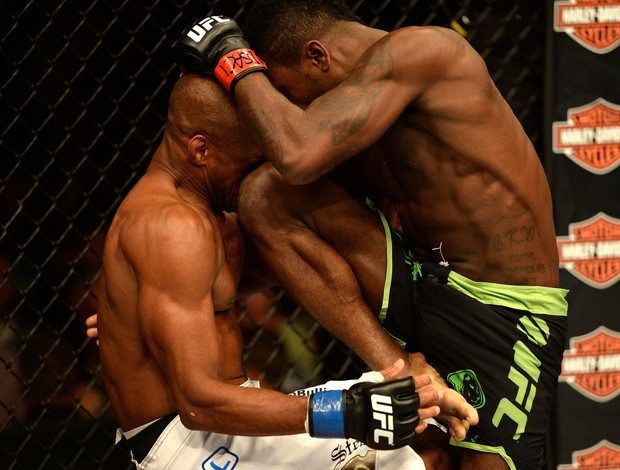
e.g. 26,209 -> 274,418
238,163 -> 477,445
96,75 -> 440,438
234,25 -> 559,289
230,16 -> 560,470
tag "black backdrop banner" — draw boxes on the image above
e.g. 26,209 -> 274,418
548,1 -> 620,469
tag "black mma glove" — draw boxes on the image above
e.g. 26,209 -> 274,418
171,15 -> 267,93
307,377 -> 420,450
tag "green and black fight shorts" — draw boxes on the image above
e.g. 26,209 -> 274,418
372,205 -> 569,470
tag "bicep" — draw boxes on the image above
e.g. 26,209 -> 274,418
139,282 -> 219,377
304,31 -> 438,168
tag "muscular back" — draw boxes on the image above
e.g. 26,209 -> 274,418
97,167 -> 246,430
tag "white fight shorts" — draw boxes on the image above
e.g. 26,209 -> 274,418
119,378 -> 426,469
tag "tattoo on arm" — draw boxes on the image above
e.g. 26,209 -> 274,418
316,45 -> 394,146
317,92 -> 375,146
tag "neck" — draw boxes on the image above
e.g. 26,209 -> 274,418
150,142 -> 218,212
331,22 -> 388,72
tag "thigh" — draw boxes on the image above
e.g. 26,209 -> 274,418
239,166 -> 388,314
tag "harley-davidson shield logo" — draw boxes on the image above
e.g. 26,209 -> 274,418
552,98 -> 620,174
554,0 -> 620,53
557,212 -> 620,288
558,439 -> 620,469
559,326 -> 620,402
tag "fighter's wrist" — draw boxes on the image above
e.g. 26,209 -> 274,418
407,351 -> 431,374
355,370 -> 385,384
307,390 -> 345,438
213,48 -> 267,93
171,15 -> 267,91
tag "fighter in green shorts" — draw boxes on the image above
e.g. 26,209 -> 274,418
172,3 -> 570,467
374,206 -> 568,470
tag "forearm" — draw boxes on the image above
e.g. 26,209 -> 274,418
234,75 -> 345,184
171,15 -> 384,184
180,383 -> 307,436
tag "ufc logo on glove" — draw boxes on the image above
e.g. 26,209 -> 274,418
371,394 -> 394,446
306,377 -> 419,450
171,15 -> 268,93
185,16 -> 230,42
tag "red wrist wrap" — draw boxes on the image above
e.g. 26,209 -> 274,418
214,48 -> 267,92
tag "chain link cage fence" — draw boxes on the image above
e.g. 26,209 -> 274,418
1,1 -> 546,468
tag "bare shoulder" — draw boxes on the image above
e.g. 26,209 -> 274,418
117,192 -> 217,268
389,26 -> 469,52
376,25 -> 492,113
238,163 -> 289,215
146,202 -> 213,241
384,26 -> 483,75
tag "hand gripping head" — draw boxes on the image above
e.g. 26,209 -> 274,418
171,15 -> 267,92
171,16 -> 250,73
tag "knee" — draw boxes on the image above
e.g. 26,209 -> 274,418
238,165 -> 287,234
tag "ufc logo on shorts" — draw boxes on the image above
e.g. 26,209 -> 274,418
187,16 -> 230,42
371,394 -> 394,445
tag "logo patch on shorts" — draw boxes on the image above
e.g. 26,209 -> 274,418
447,369 -> 486,409
342,450 -> 377,469
202,446 -> 239,470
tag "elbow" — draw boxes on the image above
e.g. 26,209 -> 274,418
175,386 -> 219,432
177,402 -> 221,433
277,158 -> 325,186
178,409 -> 201,431
280,169 -> 314,186
177,395 -> 206,431
271,142 -> 331,185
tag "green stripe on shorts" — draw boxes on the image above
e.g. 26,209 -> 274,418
449,438 -> 516,470
365,198 -> 393,324
445,270 -> 569,316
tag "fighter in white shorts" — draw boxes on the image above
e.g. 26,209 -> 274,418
94,74 -> 450,470
117,377 -> 428,469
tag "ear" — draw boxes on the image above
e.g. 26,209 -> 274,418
304,40 -> 330,71
187,135 -> 209,166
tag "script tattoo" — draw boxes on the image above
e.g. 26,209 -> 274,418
505,249 -> 546,285
506,262 -> 547,285
492,224 -> 535,252
316,45 -> 394,146
507,251 -> 536,263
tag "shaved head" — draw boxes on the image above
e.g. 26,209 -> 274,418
167,74 -> 243,146
161,74 -> 263,206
